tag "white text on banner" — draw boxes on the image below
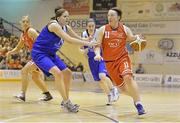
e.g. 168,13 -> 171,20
164,75 -> 180,85
134,74 -> 163,85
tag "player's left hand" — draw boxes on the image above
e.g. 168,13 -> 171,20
94,54 -> 103,61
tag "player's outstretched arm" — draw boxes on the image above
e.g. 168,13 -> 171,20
6,35 -> 24,57
28,28 -> 39,42
48,22 -> 98,47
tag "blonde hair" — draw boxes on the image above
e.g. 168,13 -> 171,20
20,15 -> 30,24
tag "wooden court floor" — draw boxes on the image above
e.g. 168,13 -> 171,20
0,81 -> 180,123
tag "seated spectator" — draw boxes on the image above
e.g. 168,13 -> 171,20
0,58 -> 7,69
14,59 -> 23,69
76,62 -> 84,72
7,58 -> 15,69
135,63 -> 145,74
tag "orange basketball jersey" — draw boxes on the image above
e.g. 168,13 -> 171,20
21,28 -> 34,50
102,23 -> 128,61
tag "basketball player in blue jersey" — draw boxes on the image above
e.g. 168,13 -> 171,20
80,18 -> 119,105
31,8 -> 98,113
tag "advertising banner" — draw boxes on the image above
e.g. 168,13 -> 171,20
121,0 -> 180,21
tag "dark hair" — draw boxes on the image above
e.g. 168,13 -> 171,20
110,7 -> 122,20
87,18 -> 95,24
55,8 -> 67,18
51,6 -> 66,20
54,6 -> 62,13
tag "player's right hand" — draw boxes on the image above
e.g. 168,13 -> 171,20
89,40 -> 100,47
94,55 -> 103,61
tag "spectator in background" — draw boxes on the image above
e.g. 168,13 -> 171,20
0,58 -> 7,69
0,18 -> 4,36
0,35 -> 28,70
0,18 -> 4,29
135,64 -> 145,74
76,62 -> 84,72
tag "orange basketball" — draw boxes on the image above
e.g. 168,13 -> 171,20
130,39 -> 147,52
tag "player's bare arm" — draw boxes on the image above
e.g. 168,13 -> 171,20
28,28 -> 39,42
48,22 -> 97,47
94,26 -> 105,61
6,35 -> 24,57
66,25 -> 88,41
123,25 -> 137,42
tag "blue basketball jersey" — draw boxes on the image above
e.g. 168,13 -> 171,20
31,22 -> 67,76
32,23 -> 67,55
81,29 -> 108,81
82,29 -> 98,58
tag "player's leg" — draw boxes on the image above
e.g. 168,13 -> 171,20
14,61 -> 32,102
88,59 -> 111,104
52,55 -> 79,112
62,68 -> 72,99
99,73 -> 114,105
122,75 -> 145,115
60,68 -> 72,107
119,57 -> 146,115
99,61 -> 119,102
30,64 -> 53,101
106,77 -> 119,102
31,52 -> 79,112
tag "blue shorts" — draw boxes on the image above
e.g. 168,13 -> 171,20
31,51 -> 67,76
88,58 -> 108,81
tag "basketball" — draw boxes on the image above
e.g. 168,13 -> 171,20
130,35 -> 147,52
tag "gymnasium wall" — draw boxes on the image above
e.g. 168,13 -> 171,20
118,0 -> 180,74
63,0 -> 180,74
0,0 -> 63,31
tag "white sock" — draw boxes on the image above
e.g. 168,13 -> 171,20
20,91 -> 25,96
64,99 -> 70,104
135,101 -> 142,105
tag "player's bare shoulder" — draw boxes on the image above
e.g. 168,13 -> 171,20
27,28 -> 36,34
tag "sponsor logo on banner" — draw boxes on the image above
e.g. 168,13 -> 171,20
139,50 -> 163,64
0,70 -> 21,80
66,16 -> 88,35
124,21 -> 180,35
63,0 -> 89,15
83,72 -> 95,82
164,50 -> 180,64
72,72 -> 84,82
121,1 -> 180,21
134,74 -> 162,85
164,75 -> 180,85
158,38 -> 174,50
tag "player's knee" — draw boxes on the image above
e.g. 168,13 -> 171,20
31,72 -> 41,81
50,68 -> 63,78
63,68 -> 72,77
99,73 -> 106,81
21,67 -> 28,74
55,70 -> 63,78
32,74 -> 37,81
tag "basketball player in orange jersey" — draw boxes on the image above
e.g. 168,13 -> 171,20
80,18 -> 119,105
6,16 -> 53,102
94,7 -> 146,115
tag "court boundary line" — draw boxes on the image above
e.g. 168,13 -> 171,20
80,108 -> 120,123
0,105 -> 120,123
